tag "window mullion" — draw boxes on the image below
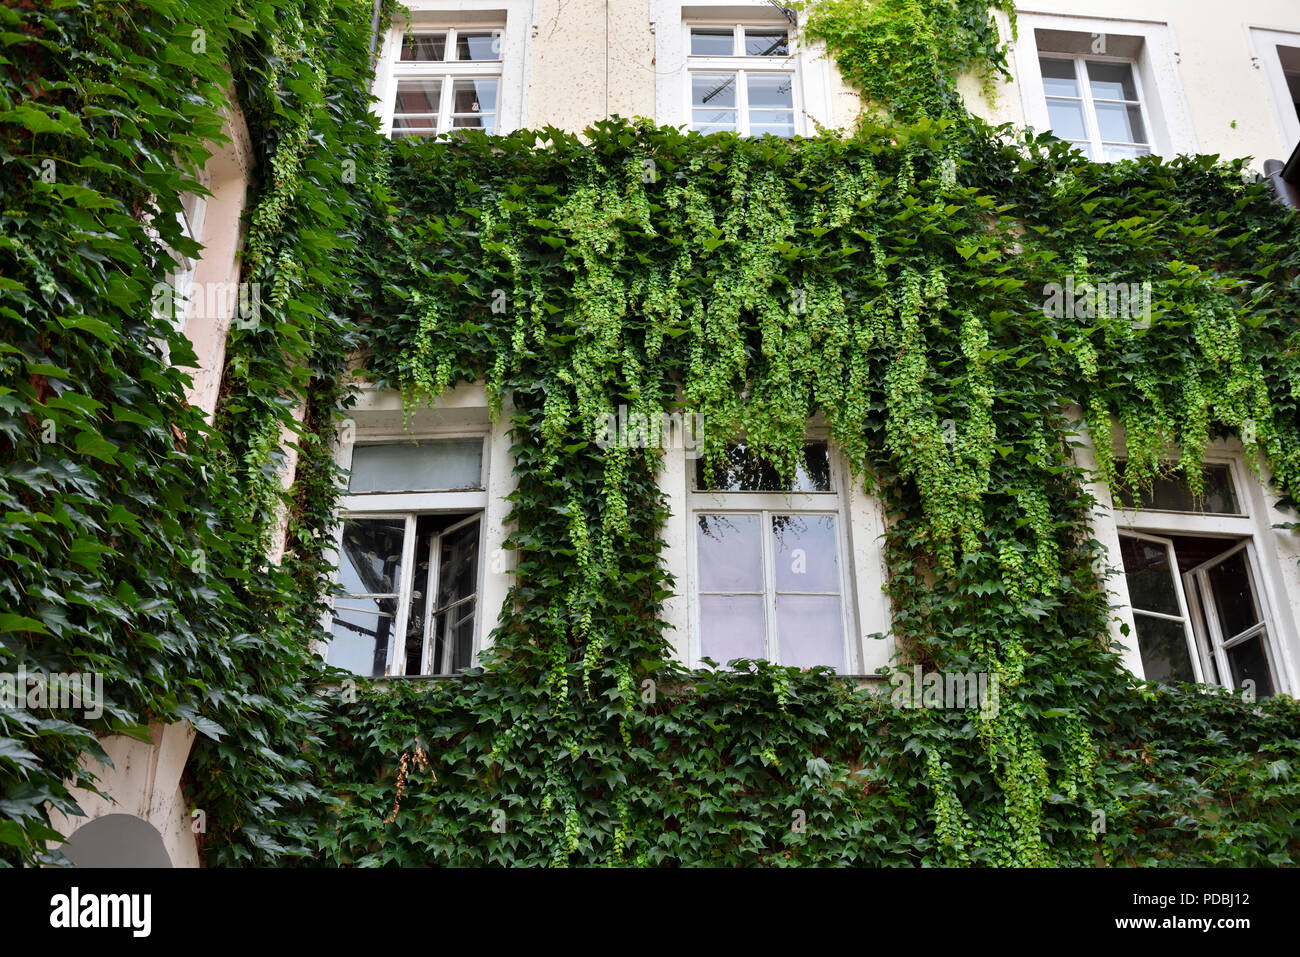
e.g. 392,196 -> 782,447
388,514 -> 418,676
1075,56 -> 1102,159
421,529 -> 441,675
761,509 -> 777,663
738,69 -> 748,136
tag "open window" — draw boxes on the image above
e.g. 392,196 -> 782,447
1113,461 -> 1291,698
689,440 -> 855,671
327,438 -> 488,677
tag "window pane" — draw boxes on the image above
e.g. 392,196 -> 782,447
744,29 -> 788,57
1039,58 -> 1079,97
696,441 -> 831,492
337,518 -> 405,594
690,28 -> 734,56
692,112 -> 737,134
1118,535 -> 1181,617
452,114 -> 497,134
772,515 -> 839,592
1205,550 -> 1260,639
1132,612 -> 1196,685
1087,61 -> 1139,101
392,117 -> 440,138
1113,464 -> 1240,514
1102,143 -> 1151,161
749,112 -> 795,137
696,513 -> 763,591
776,595 -> 843,670
699,594 -> 765,664
330,604 -> 396,676
432,601 -> 476,674
1094,101 -> 1146,144
1226,635 -> 1275,699
692,72 -> 736,108
451,77 -> 498,115
456,31 -> 501,61
393,78 -> 443,114
747,73 -> 793,108
401,33 -> 447,61
348,439 -> 483,492
435,518 -> 481,610
1045,97 -> 1088,140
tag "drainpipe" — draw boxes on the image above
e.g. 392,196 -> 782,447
1264,139 -> 1300,209
368,0 -> 384,70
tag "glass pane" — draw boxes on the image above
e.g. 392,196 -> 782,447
749,113 -> 796,137
403,544 -> 434,675
696,514 -> 763,591
776,595 -> 843,670
393,78 -> 442,114
772,515 -> 839,592
1102,143 -> 1151,161
1039,57 -> 1079,97
436,518 -> 480,611
392,117 -> 440,138
692,73 -> 736,108
1133,612 -> 1196,685
747,73 -> 794,108
456,31 -> 501,61
348,439 -> 483,492
329,605 -> 395,677
432,599 -> 476,673
692,113 -> 737,134
1087,60 -> 1139,100
690,28 -> 734,56
1094,102 -> 1146,145
1045,97 -> 1088,140
1226,635 -> 1275,699
699,594 -> 765,664
696,441 -> 832,492
1113,464 -> 1240,514
451,77 -> 498,115
1118,535 -> 1181,617
1206,550 -> 1260,639
401,33 -> 447,61
744,29 -> 788,57
337,518 -> 405,594
452,114 -> 496,134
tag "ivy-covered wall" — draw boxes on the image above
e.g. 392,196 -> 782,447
2,0 -> 1299,867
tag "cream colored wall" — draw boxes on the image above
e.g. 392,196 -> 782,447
965,2 -> 1300,167
527,0 -> 655,131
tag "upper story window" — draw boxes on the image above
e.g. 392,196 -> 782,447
687,22 -> 797,136
1112,459 -> 1293,699
1012,16 -> 1197,162
327,438 -> 488,677
690,440 -> 854,671
372,4 -> 532,140
1039,55 -> 1152,162
387,26 -> 502,137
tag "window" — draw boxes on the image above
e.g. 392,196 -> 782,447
1013,16 -> 1197,161
327,438 -> 488,677
1038,55 -> 1151,161
690,440 -> 854,670
1249,29 -> 1300,150
386,25 -> 502,137
686,23 -> 798,136
1112,460 -> 1291,698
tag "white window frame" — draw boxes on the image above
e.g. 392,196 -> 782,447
330,437 -> 489,677
1246,25 -> 1300,151
1012,12 -> 1197,160
371,1 -> 531,138
1037,52 -> 1154,162
1112,451 -> 1298,696
686,435 -> 859,673
684,20 -> 802,137
319,382 -> 518,678
652,1 -> 833,134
